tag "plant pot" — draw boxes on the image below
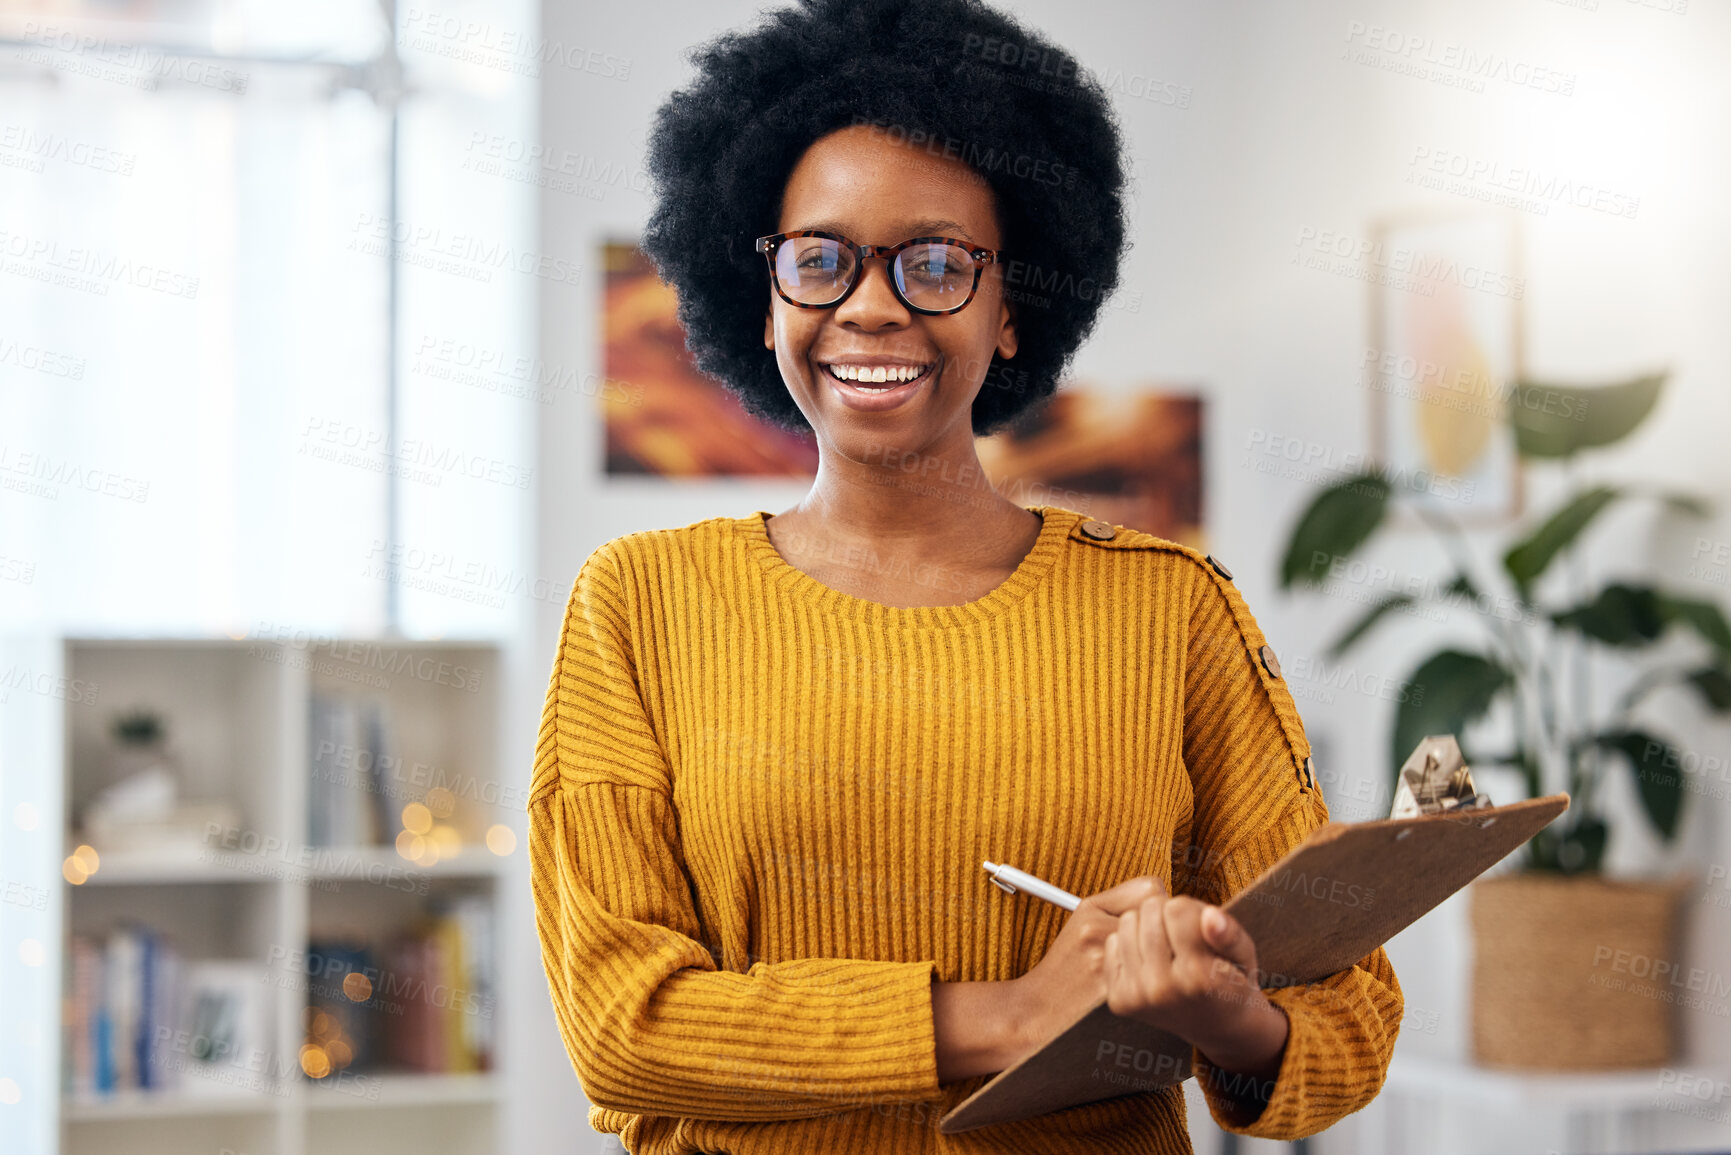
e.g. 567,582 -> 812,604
1469,873 -> 1690,1070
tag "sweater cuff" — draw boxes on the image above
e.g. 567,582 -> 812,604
1192,993 -> 1317,1139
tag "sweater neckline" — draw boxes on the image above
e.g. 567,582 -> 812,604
734,504 -> 1078,627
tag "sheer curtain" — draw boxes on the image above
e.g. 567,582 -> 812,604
0,0 -> 535,640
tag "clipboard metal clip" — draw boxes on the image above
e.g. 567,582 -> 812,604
1389,735 -> 1492,820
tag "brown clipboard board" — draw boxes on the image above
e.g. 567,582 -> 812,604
938,793 -> 1570,1134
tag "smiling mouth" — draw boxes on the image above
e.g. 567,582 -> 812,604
821,362 -> 936,393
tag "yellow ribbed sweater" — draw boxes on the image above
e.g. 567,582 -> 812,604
528,505 -> 1402,1154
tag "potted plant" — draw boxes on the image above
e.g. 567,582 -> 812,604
1276,372 -> 1730,1069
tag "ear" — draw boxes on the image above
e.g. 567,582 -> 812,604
764,307 -> 775,352
996,296 -> 1018,360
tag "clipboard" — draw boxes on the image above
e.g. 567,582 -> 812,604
937,792 -> 1570,1134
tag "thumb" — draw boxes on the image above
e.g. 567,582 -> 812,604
1200,906 -> 1259,976
1083,874 -> 1166,917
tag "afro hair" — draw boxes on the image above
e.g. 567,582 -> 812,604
640,0 -> 1129,436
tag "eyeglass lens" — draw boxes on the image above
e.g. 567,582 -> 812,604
774,237 -> 977,311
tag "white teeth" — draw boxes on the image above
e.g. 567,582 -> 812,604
825,363 -> 929,385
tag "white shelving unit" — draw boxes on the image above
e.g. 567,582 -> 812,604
53,637 -> 512,1155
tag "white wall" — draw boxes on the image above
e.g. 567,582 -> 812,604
524,2 -> 1731,1152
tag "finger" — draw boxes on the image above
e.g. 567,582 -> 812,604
1084,874 -> 1167,916
1135,894 -> 1174,987
1163,897 -> 1236,997
1109,905 -> 1148,1005
1200,905 -> 1260,977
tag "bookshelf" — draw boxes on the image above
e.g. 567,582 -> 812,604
53,637 -> 513,1155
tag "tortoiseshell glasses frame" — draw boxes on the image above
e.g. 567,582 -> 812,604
754,230 -> 1003,316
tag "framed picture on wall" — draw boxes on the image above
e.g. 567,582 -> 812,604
1367,210 -> 1525,522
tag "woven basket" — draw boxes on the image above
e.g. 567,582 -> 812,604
1469,874 -> 1689,1070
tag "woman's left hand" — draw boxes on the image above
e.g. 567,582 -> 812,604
1103,885 -> 1291,1082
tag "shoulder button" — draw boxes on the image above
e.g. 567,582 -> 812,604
1205,554 -> 1234,581
1303,755 -> 1317,790
1259,644 -> 1283,680
1078,519 -> 1116,541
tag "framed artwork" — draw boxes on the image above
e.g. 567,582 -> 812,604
976,390 -> 1204,547
602,241 -> 817,477
1368,211 -> 1525,522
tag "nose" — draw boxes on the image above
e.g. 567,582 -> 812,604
833,253 -> 910,328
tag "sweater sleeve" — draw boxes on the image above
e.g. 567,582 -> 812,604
1176,562 -> 1403,1140
527,542 -> 943,1121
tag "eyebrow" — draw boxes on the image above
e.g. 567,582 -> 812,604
796,218 -> 977,240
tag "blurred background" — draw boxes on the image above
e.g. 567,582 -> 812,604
1,0 -> 1727,1152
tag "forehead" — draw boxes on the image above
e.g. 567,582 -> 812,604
777,124 -> 1000,242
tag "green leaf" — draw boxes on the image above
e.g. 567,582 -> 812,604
1502,486 -> 1619,596
1594,730 -> 1686,841
1278,472 -> 1391,589
1553,586 -> 1731,654
1687,664 -> 1731,712
1327,593 -> 1416,657
1389,650 -> 1513,781
1550,584 -> 1666,647
1510,372 -> 1665,458
1661,492 -> 1713,518
1442,573 -> 1479,599
1658,595 -> 1731,653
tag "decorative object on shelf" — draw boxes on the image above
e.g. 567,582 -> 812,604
82,709 -> 239,855
1277,370 -> 1727,1069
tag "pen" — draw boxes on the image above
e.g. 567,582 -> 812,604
981,860 -> 1080,912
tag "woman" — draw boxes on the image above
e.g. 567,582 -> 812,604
528,1 -> 1402,1151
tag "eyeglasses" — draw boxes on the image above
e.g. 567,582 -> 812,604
754,230 -> 1002,316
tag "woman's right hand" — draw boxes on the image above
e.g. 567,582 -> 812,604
1002,875 -> 1169,1061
